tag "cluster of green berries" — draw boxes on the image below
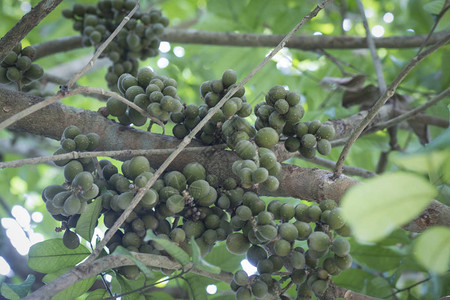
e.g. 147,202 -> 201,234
0,43 -> 43,89
106,66 -> 181,126
62,0 -> 169,89
42,126 -> 101,249
228,199 -> 352,300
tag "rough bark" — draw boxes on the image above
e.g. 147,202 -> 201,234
33,30 -> 450,60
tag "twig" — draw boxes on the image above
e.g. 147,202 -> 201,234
416,1 -> 450,55
32,31 -> 450,60
298,154 -> 376,178
66,1 -> 140,89
369,87 -> 450,132
0,0 -> 63,62
388,277 -> 431,297
0,145 -> 226,169
333,35 -> 450,179
355,0 -> 386,93
0,86 -> 164,132
84,0 -> 332,265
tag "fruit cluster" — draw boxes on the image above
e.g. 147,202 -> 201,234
0,43 -> 43,89
62,0 -> 169,89
42,126 -> 101,249
228,199 -> 352,299
107,67 -> 181,126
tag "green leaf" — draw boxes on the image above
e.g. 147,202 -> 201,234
115,274 -> 145,300
190,237 -> 221,274
0,274 -> 34,299
443,50 -> 450,90
341,172 -> 437,242
28,239 -> 91,273
204,243 -> 245,273
413,226 -> 450,274
145,230 -> 190,266
423,0 -> 445,15
333,269 -> 392,298
350,240 -> 404,272
85,289 -> 109,300
42,267 -> 96,300
185,274 -> 208,300
1,284 -> 20,300
112,246 -> 154,279
76,197 -> 103,242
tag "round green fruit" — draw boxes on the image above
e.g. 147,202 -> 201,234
332,238 -> 351,257
308,231 -> 330,252
226,233 -> 250,255
63,230 -> 80,249
255,127 -> 279,149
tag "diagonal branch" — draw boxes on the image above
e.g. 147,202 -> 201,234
333,35 -> 450,178
0,0 -> 63,62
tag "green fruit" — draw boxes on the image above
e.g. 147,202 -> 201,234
278,223 -> 298,241
141,189 -> 159,209
332,238 -> 350,257
3,51 -> 18,66
183,220 -> 205,238
61,139 -> 76,152
0,67 -> 9,83
222,69 -> 237,87
286,91 -> 300,106
117,191 -> 134,211
259,151 -> 277,170
6,67 -> 20,82
279,203 -> 295,221
63,230 -> 80,249
223,177 -> 237,190
173,124 -> 189,139
52,191 -> 72,208
294,122 -> 308,138
268,111 -> 286,132
246,245 -> 268,267
80,184 -> 99,201
267,200 -> 282,219
107,97 -> 127,116
233,270 -> 248,286
72,171 -> 94,191
42,184 -> 66,203
299,146 -> 316,159
137,67 -> 154,86
127,156 -> 150,180
323,257 -> 341,275
252,167 -> 269,184
89,31 -> 102,43
164,171 -> 187,192
122,232 -> 142,248
64,160 -> 83,182
311,279 -> 329,297
125,85 -> 145,101
293,221 -> 312,240
74,134 -> 89,151
235,287 -> 252,300
234,140 -> 256,160
86,133 -> 100,151
267,85 -> 287,104
291,269 -> 307,285
288,250 -> 306,269
274,239 -> 291,256
319,199 -> 338,212
257,224 -> 277,241
316,125 -> 335,140
335,224 -> 352,237
169,228 -> 186,243
16,55 -> 32,71
285,104 -> 305,124
189,180 -> 210,199
262,176 -> 279,191
197,186 -> 217,207
226,233 -> 250,255
284,137 -> 301,152
236,205 -> 252,221
307,205 -> 322,222
294,203 -> 309,221
202,229 -> 217,245
255,127 -> 279,148
308,232 -> 330,252
63,194 -> 82,215
274,99 -> 289,114
257,211 -> 273,225
301,134 -> 317,149
328,207 -> 345,230
317,139 -> 331,156
166,194 -> 185,214
257,258 -> 274,274
23,64 -> 43,80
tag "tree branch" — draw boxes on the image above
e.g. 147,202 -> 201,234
0,0 -> 63,62
32,30 -> 450,60
23,252 -> 233,300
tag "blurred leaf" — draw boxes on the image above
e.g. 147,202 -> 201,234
145,230 -> 190,266
190,237 -> 221,274
112,246 -> 154,279
423,0 -> 445,15
42,267 -> 96,300
333,269 -> 392,298
185,274 -> 208,300
85,289 -> 109,300
320,75 -> 366,92
413,226 -> 450,274
442,50 -> 450,90
350,240 -> 405,272
28,239 -> 90,273
115,273 -> 146,300
204,242 -> 245,272
76,197 -> 102,242
0,274 -> 34,299
341,172 -> 437,242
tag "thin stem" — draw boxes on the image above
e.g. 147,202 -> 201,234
356,0 -> 386,93
66,1 -> 140,89
0,145 -> 226,169
388,277 -> 431,298
416,1 -> 450,55
84,0 -> 332,265
370,87 -> 450,132
333,35 -> 450,179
